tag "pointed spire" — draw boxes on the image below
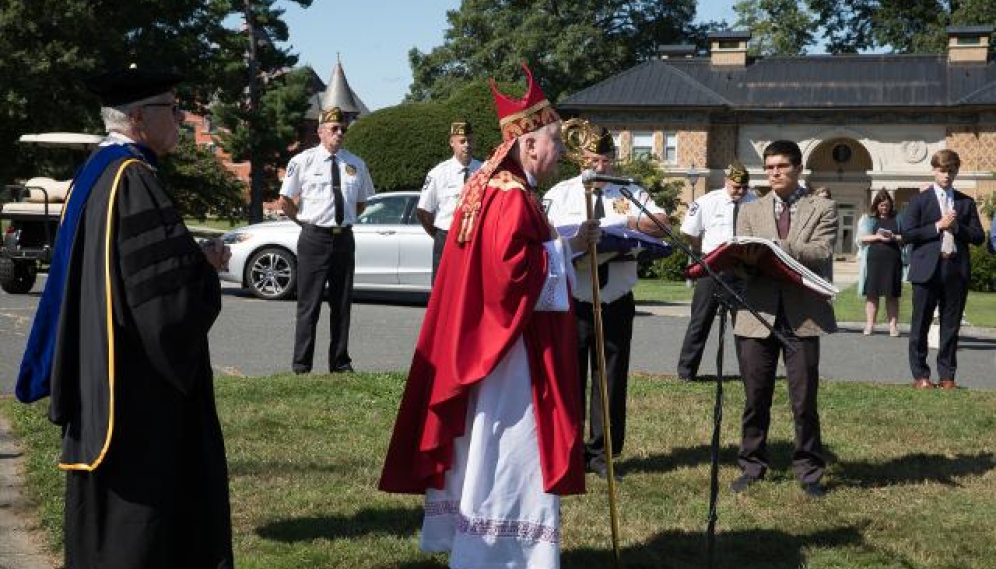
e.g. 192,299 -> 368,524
320,57 -> 370,119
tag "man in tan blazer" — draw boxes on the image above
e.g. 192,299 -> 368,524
731,140 -> 838,498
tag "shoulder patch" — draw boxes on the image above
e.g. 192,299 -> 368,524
422,175 -> 432,191
688,202 -> 700,216
344,163 -> 357,176
286,161 -> 297,177
487,170 -> 527,192
542,199 -> 552,214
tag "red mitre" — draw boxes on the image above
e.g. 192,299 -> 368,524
489,63 -> 561,141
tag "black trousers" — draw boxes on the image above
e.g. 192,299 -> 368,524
431,229 -> 447,285
737,321 -> 825,484
292,225 -> 354,373
576,292 -> 635,461
678,275 -> 743,379
909,258 -> 968,380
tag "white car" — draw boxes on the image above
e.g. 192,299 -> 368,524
218,191 -> 433,300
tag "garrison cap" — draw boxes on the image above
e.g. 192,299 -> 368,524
726,161 -> 749,185
320,106 -> 347,125
85,65 -> 182,107
450,121 -> 472,136
585,125 -> 615,155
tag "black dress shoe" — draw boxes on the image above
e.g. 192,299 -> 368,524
332,364 -> 355,373
730,474 -> 760,493
801,482 -> 826,498
292,368 -> 310,375
587,458 -> 621,481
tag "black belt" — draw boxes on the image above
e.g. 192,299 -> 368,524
304,223 -> 352,234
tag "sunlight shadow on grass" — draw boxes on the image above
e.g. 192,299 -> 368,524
835,452 -> 996,487
619,442 -> 841,476
563,525 -> 866,569
256,505 -> 423,542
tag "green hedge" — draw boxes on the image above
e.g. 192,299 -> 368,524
969,240 -> 996,292
344,81 -> 515,191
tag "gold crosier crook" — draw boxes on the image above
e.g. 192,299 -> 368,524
562,117 -> 622,568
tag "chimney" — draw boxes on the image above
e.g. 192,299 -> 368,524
947,25 -> 993,64
658,44 -> 697,60
709,31 -> 751,67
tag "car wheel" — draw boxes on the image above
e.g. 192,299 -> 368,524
0,258 -> 37,294
245,247 -> 296,300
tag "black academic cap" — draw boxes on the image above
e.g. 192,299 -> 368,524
85,66 -> 183,107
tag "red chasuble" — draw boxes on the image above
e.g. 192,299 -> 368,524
379,148 -> 584,496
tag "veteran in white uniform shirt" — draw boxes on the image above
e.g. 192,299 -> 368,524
278,106 -> 375,375
416,120 -> 482,282
544,124 -> 667,479
676,162 -> 754,382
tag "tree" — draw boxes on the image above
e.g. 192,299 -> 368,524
0,0 -> 238,185
805,0 -> 996,54
732,0 -> 817,56
159,132 -> 247,223
213,66 -> 314,207
0,0 -> 313,222
345,80 -> 506,191
209,0 -> 314,223
406,0 -> 701,104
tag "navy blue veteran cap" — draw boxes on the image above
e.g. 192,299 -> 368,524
85,65 -> 183,107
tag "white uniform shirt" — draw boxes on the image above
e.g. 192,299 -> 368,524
680,187 -> 755,254
279,145 -> 375,227
544,175 -> 666,304
417,156 -> 482,231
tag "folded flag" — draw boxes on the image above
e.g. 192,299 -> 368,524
557,223 -> 673,264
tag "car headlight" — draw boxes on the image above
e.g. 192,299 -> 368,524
221,232 -> 252,244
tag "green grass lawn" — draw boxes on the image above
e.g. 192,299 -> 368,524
4,373 -> 995,569
634,279 -> 996,327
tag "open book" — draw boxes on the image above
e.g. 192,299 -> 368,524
684,236 -> 839,299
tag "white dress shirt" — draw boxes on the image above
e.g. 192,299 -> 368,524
279,145 -> 375,227
544,175 -> 665,304
417,156 -> 482,231
680,187 -> 755,254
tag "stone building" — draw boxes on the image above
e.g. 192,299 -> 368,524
559,26 -> 996,256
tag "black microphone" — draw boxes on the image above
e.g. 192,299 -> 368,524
581,169 -> 636,186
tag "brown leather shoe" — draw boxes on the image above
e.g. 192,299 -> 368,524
939,379 -> 957,390
912,378 -> 935,390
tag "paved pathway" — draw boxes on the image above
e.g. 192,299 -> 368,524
0,416 -> 54,569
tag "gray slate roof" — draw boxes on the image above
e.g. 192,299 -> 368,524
559,54 -> 996,111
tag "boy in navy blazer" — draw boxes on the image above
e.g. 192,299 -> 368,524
903,150 -> 984,389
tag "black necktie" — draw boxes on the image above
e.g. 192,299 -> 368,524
593,189 -> 608,289
732,200 -> 741,236
462,167 -> 469,183
331,155 -> 344,227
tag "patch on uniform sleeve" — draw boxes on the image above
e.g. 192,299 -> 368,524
286,161 -> 297,177
422,176 -> 432,191
344,163 -> 357,176
542,199 -> 552,214
688,202 -> 700,216
612,198 -> 629,215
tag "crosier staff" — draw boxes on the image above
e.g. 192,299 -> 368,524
562,118 -> 622,568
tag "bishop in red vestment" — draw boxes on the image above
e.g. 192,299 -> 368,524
380,64 -> 597,569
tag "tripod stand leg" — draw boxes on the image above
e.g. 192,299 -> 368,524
706,303 -> 728,569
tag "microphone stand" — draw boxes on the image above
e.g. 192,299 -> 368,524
617,186 -> 795,569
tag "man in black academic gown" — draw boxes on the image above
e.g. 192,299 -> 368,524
19,67 -> 235,569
